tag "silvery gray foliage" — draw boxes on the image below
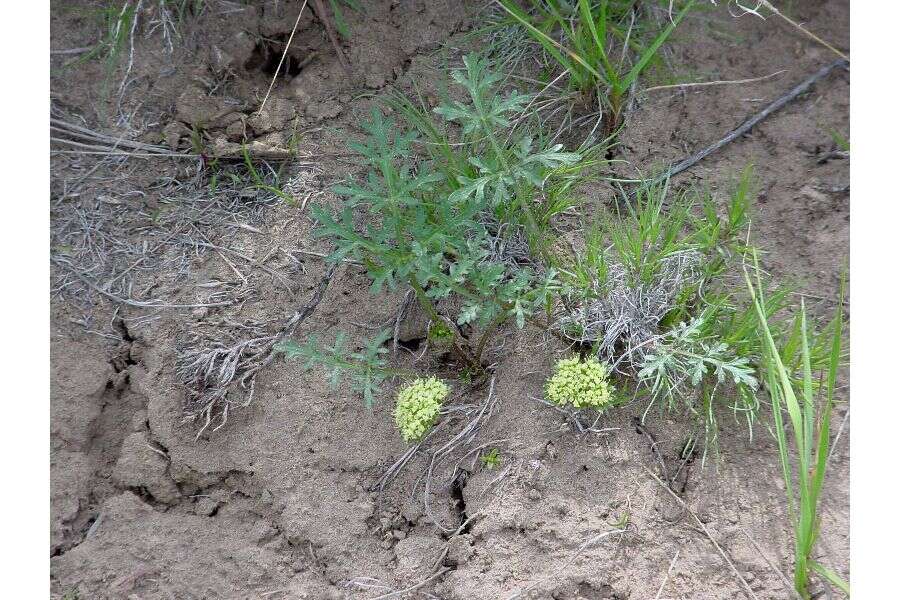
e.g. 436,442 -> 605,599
637,315 -> 758,413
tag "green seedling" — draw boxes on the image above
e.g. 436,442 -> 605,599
286,55 -> 591,404
498,0 -> 697,134
276,330 -> 396,407
329,0 -> 362,38
241,146 -> 295,204
481,448 -> 502,469
745,255 -> 849,599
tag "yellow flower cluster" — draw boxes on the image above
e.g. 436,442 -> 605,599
394,377 -> 449,443
545,356 -> 614,410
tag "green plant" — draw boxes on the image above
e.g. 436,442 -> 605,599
65,2 -> 137,75
241,146 -> 296,203
394,377 -> 450,442
546,355 -> 615,410
745,257 -> 849,599
637,313 -> 758,417
481,447 -> 502,469
498,0 -> 697,133
555,170 -> 829,453
275,330 -> 395,407
386,55 -> 594,246
306,55 -> 584,385
328,0 -> 362,38
826,127 -> 850,152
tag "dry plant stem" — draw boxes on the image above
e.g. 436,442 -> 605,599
654,549 -> 681,600
118,0 -> 143,98
643,466 -> 760,600
366,568 -> 451,600
421,377 -> 498,532
51,256 -> 233,309
739,527 -> 803,600
742,1 -> 848,61
179,264 -> 337,435
641,59 -> 848,192
632,417 -> 671,487
642,69 -> 786,93
374,378 -> 493,494
311,0 -> 352,76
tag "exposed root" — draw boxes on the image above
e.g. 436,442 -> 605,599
176,264 -> 337,437
344,568 -> 449,600
532,396 -> 621,436
418,376 -> 499,533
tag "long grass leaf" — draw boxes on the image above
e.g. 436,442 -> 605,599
621,0 -> 696,90
499,0 -> 602,81
810,561 -> 851,596
812,275 -> 844,505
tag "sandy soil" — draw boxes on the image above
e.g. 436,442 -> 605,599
50,1 -> 849,598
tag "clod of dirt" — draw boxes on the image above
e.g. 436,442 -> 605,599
225,119 -> 247,142
306,99 -> 343,121
210,32 -> 257,75
175,86 -> 240,128
112,431 -> 180,505
278,475 -> 377,581
446,534 -> 475,565
51,351 -> 111,450
159,125 -> 186,153
51,341 -> 115,554
393,532 -> 445,582
248,98 -> 297,134
50,450 -> 95,554
398,301 -> 431,343
349,22 -> 405,89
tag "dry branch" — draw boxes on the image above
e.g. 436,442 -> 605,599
639,59 -> 849,191
177,264 -> 337,437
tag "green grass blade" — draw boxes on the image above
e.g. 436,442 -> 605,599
577,0 -> 615,85
811,274 -> 844,505
498,0 -> 601,81
800,301 -> 815,467
621,0 -> 696,90
810,561 -> 850,596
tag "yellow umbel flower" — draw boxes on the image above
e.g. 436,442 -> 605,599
546,356 -> 614,410
394,377 -> 449,443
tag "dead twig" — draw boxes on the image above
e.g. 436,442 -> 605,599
642,69 -> 786,93
258,0 -> 309,114
654,549 -> 681,599
364,568 -> 450,600
639,59 -> 848,192
310,0 -> 352,77
632,416 -> 671,488
729,1 -> 848,61
739,527 -> 803,600
643,466 -> 760,600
